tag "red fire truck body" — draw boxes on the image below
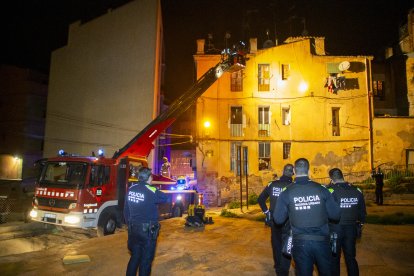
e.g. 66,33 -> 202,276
30,47 -> 246,235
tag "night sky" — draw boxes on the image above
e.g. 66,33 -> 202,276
1,0 -> 413,102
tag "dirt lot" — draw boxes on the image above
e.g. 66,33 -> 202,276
0,202 -> 413,276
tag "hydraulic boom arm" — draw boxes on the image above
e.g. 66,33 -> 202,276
113,47 -> 246,160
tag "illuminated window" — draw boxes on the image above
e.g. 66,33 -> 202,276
283,142 -> 291,159
258,142 -> 270,171
258,64 -> 270,91
282,64 -> 290,80
373,80 -> 385,100
258,106 -> 270,136
332,108 -> 340,136
282,107 -> 290,125
231,70 -> 243,91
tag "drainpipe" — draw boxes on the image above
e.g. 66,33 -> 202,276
366,57 -> 374,171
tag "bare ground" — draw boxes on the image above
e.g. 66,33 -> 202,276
0,202 -> 413,276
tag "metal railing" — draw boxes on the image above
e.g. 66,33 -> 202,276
258,124 -> 270,137
313,164 -> 414,185
230,124 -> 243,137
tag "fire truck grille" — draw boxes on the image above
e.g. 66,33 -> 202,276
37,197 -> 77,209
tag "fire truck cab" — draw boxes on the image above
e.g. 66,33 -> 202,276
30,154 -> 147,236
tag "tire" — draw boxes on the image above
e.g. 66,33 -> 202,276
97,211 -> 117,237
172,206 -> 182,217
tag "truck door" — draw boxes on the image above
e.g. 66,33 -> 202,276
88,165 -> 111,206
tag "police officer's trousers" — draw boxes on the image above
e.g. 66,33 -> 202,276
126,222 -> 158,276
331,224 -> 359,276
292,237 -> 331,276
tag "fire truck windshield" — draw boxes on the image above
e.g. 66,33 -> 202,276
39,162 -> 87,189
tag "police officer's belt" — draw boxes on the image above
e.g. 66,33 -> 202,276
293,234 -> 329,241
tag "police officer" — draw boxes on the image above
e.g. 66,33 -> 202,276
371,167 -> 384,205
274,158 -> 341,276
328,168 -> 366,276
124,167 -> 168,276
258,164 -> 294,276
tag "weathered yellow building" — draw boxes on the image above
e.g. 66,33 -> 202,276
194,37 -> 375,205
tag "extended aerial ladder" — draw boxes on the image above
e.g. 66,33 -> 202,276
113,47 -> 246,160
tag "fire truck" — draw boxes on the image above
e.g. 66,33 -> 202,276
29,46 -> 246,236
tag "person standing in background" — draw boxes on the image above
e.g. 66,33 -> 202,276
371,167 -> 384,205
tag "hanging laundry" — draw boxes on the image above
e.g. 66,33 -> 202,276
324,75 -> 337,93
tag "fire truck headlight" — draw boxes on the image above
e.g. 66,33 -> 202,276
29,209 -> 38,218
176,195 -> 182,201
64,215 -> 81,224
68,203 -> 77,209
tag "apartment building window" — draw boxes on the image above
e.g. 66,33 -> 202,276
282,107 -> 290,125
373,80 -> 385,100
258,142 -> 270,171
258,106 -> 270,136
282,64 -> 290,80
231,70 -> 243,91
230,142 -> 242,175
258,64 -> 270,91
230,106 -> 243,137
332,107 -> 340,136
283,142 -> 291,159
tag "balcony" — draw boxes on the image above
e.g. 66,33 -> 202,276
230,124 -> 243,137
258,124 -> 270,137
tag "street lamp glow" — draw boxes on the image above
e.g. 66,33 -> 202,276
203,121 -> 211,128
298,81 -> 308,93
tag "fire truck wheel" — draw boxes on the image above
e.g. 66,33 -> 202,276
172,206 -> 182,217
97,211 -> 117,236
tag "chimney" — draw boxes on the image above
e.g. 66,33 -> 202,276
196,39 -> 205,54
314,37 -> 325,55
385,47 -> 393,59
250,38 -> 257,53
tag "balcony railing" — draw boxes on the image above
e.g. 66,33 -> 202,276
258,124 -> 270,137
314,164 -> 414,185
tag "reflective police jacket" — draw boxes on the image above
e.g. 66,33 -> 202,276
329,182 -> 366,225
274,176 -> 341,238
258,175 -> 292,214
123,181 -> 168,225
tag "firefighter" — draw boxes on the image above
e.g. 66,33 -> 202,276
160,156 -> 171,178
258,164 -> 294,276
124,167 -> 168,276
328,168 -> 366,276
274,158 -> 341,276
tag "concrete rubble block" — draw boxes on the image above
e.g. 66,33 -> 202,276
62,254 -> 91,265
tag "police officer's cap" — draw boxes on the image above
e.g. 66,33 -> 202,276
329,168 -> 344,181
138,167 -> 152,181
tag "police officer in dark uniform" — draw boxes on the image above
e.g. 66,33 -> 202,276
328,168 -> 366,276
371,167 -> 384,205
274,158 -> 341,276
258,164 -> 294,276
124,167 -> 168,276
